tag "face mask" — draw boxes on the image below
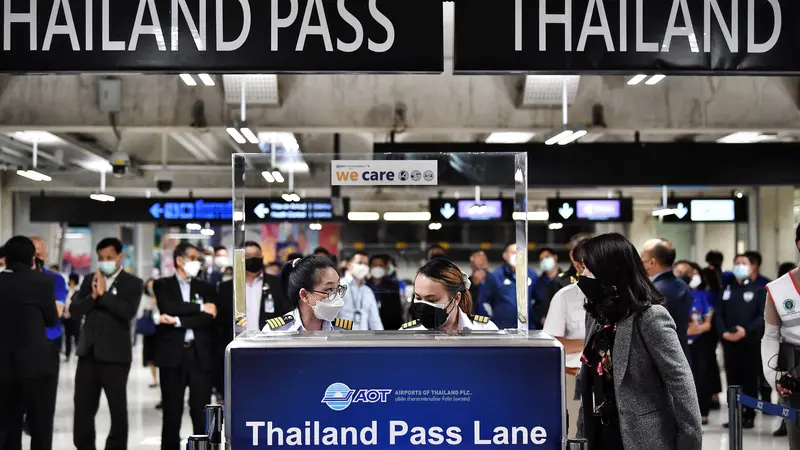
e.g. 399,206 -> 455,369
309,293 -> 345,322
222,275 -> 233,283
733,264 -> 751,280
678,273 -> 692,285
370,267 -> 386,279
387,264 -> 396,277
183,260 -> 202,278
689,274 -> 702,289
539,257 -> 556,273
245,257 -> 264,273
350,263 -> 369,280
214,256 -> 229,269
577,276 -> 626,324
35,257 -> 44,271
98,261 -> 118,276
204,255 -> 213,266
412,298 -> 456,330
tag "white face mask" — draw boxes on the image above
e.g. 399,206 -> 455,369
310,294 -> 345,322
222,275 -> 233,283
539,257 -> 556,273
370,267 -> 386,279
214,256 -> 229,269
689,274 -> 702,289
183,260 -> 202,278
204,255 -> 213,266
350,263 -> 370,280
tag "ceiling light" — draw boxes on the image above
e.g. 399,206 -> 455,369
651,207 -> 678,217
200,228 -> 215,236
276,161 -> 309,173
383,212 -> 432,222
240,127 -> 259,144
309,223 -> 322,231
16,169 -> 52,182
186,223 -> 202,231
89,193 -> 115,202
226,127 -> 246,144
8,131 -> 62,145
179,74 -> 197,86
197,74 -> 215,87
428,222 -> 443,231
735,191 -> 744,199
348,212 -> 380,221
716,131 -> 777,144
548,223 -> 564,230
281,193 -> 301,202
545,130 -> 573,145
645,75 -> 666,85
513,211 -> 549,221
627,75 -> 647,85
272,171 -> 284,183
262,171 -> 276,183
558,129 -> 587,145
64,232 -> 85,239
485,132 -> 536,144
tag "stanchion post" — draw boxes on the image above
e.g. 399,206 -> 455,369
205,404 -> 223,449
566,438 -> 588,449
728,385 -> 743,450
186,435 -> 209,450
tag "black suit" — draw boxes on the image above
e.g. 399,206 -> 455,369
0,263 -> 59,450
653,271 -> 693,362
154,276 -> 216,450
70,271 -> 143,450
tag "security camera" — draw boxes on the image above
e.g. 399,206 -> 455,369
155,172 -> 174,194
110,151 -> 130,177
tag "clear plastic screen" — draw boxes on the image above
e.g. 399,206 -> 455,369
230,151 -> 528,339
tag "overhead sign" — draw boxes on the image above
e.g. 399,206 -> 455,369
30,196 -> 349,223
454,0 -> 799,73
429,199 -> 514,222
547,198 -> 633,223
1,0 -> 443,73
662,197 -> 748,223
332,160 -> 438,186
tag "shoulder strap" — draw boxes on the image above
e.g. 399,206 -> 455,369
333,318 -> 353,330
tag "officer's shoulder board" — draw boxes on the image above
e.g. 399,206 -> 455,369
401,319 -> 420,329
333,318 -> 353,330
266,314 -> 295,330
470,315 -> 490,324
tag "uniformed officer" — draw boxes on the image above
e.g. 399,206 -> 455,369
715,254 -> 766,429
261,256 -> 353,333
401,258 -> 498,331
536,233 -> 592,325
763,223 -> 800,448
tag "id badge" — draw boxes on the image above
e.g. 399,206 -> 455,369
264,297 -> 275,313
354,311 -> 362,325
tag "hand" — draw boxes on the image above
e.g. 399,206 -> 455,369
55,301 -> 65,317
777,375 -> 794,398
472,269 -> 487,285
735,325 -> 747,339
94,271 -> 106,296
159,314 -> 177,325
722,331 -> 733,342
203,303 -> 217,318
687,322 -> 701,336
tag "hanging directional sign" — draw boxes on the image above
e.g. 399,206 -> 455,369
661,197 -> 748,223
1,0 -> 444,73
454,0 -> 800,74
429,198 -> 515,222
546,198 -> 634,223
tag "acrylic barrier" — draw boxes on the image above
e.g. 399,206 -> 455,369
224,332 -> 566,449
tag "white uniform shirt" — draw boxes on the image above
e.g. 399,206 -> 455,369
542,283 -> 586,368
400,309 -> 499,331
245,273 -> 264,333
260,308 -> 353,333
338,275 -> 384,330
766,272 -> 800,346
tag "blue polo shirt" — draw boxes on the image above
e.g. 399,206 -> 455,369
477,264 -> 537,329
44,268 -> 67,340
687,289 -> 711,342
722,272 -> 770,288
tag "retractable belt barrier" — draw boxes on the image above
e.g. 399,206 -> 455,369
728,385 -> 800,450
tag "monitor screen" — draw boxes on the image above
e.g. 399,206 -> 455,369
457,200 -> 503,220
575,200 -> 621,220
690,199 -> 736,222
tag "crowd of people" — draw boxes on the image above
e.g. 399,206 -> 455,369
4,226 -> 800,450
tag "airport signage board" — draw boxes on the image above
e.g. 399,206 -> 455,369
661,197 -> 748,223
30,196 -> 349,223
546,198 -> 634,223
454,0 -> 800,74
429,198 -> 515,222
331,160 -> 438,186
0,0 -> 443,73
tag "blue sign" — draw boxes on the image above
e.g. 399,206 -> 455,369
430,199 -> 514,222
148,200 -> 233,221
228,345 -> 563,448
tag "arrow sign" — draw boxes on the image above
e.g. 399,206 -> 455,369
558,203 -> 574,220
675,203 -> 689,220
440,203 -> 456,219
254,203 -> 270,220
149,203 -> 163,219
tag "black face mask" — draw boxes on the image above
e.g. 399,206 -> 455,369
411,297 -> 456,329
34,257 -> 44,271
678,274 -> 691,285
577,276 -> 627,324
245,257 -> 264,273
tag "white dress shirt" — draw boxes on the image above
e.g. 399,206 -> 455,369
542,283 -> 587,368
245,273 -> 264,333
176,275 -> 196,342
338,274 -> 384,330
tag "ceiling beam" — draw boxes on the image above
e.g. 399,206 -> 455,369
169,132 -> 214,161
56,133 -> 146,177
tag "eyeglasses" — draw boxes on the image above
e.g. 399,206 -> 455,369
310,285 -> 347,301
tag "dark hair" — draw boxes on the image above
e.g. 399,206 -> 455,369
538,247 -> 556,258
0,245 -> 5,259
650,239 -> 676,267
735,253 -> 755,265
581,233 -> 664,316
313,247 -> 331,257
369,254 -> 389,265
213,246 -> 227,254
416,258 -> 472,314
779,262 -> 796,278
69,273 -> 80,285
503,242 -> 516,253
280,256 -> 338,307
427,245 -> 446,258
243,241 -> 261,251
350,251 -> 369,262
744,250 -> 763,267
572,238 -> 587,263
3,236 -> 35,266
173,242 -> 199,266
286,252 -> 304,262
699,267 -> 721,292
705,250 -> 724,268
96,237 -> 122,254
796,223 -> 800,247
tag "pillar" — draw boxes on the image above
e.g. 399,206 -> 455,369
0,172 -> 13,243
135,223 -> 155,280
757,186 -> 796,279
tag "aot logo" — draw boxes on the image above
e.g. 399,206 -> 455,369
321,383 -> 391,411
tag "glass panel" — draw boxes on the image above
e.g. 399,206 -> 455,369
231,151 -> 528,339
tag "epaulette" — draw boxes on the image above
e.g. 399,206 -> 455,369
570,276 -> 577,284
558,272 -> 567,278
235,313 -> 247,328
471,315 -> 490,324
401,320 -> 420,329
518,314 -> 527,324
266,314 -> 294,330
333,318 -> 353,330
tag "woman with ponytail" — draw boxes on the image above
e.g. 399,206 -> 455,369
401,258 -> 498,331
260,256 -> 353,332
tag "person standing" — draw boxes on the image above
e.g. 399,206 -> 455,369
0,236 -> 59,450
532,247 -> 560,328
642,238 -> 693,362
70,238 -> 143,450
467,251 -> 490,314
154,243 -> 217,450
478,242 -> 537,329
539,234 -> 592,324
366,254 -> 404,330
62,273 -> 82,362
769,261 -> 798,438
338,252 -> 383,330
716,254 -> 766,429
